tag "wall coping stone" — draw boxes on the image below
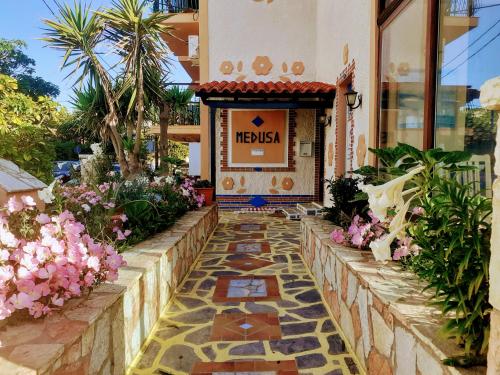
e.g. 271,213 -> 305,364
301,216 -> 485,375
0,205 -> 218,375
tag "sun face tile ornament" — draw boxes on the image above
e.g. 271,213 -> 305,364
219,60 -> 234,75
252,56 -> 273,75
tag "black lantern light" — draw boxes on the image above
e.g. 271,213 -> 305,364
345,89 -> 362,110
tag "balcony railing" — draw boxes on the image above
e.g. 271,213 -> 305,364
151,0 -> 199,13
444,0 -> 481,16
166,102 -> 200,126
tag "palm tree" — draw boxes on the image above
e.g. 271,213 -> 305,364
42,0 -> 171,178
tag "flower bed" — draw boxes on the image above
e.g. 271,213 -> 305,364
0,204 -> 218,374
301,216 -> 485,375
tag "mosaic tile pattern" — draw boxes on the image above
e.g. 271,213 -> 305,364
128,213 -> 361,375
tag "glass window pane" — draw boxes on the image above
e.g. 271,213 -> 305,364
379,0 -> 428,149
435,0 -> 499,191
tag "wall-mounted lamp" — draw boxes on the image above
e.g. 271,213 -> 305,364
345,89 -> 362,110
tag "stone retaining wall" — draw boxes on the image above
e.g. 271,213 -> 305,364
0,205 -> 218,375
300,216 -> 485,375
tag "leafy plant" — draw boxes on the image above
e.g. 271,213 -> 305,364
357,143 -> 492,364
408,178 -> 491,364
323,175 -> 368,227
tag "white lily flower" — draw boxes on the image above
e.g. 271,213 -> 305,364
389,193 -> 417,235
38,180 -> 57,204
360,166 -> 425,221
369,226 -> 404,262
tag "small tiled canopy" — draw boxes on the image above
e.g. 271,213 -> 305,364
195,81 -> 336,98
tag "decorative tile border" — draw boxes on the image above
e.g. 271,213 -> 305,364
210,313 -> 281,341
234,223 -> 267,231
223,255 -> 273,271
227,241 -> 271,254
0,206 -> 219,375
213,275 -> 281,302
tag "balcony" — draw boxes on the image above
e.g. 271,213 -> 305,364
152,0 -> 200,82
442,0 -> 480,43
152,0 -> 199,13
149,101 -> 201,142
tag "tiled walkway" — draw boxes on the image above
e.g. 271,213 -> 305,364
128,213 -> 361,375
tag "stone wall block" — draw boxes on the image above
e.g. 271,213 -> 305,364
395,325 -> 416,375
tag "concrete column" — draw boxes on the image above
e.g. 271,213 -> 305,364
481,77 -> 500,375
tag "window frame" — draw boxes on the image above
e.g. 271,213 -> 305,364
376,0 -> 439,150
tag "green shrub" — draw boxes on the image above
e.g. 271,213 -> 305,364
323,176 -> 368,227
115,178 -> 189,245
409,178 -> 491,364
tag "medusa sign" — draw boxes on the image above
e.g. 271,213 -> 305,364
229,110 -> 288,166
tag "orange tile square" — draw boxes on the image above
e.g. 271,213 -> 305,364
191,360 -> 299,375
223,256 -> 273,271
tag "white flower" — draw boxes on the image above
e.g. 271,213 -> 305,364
369,227 -> 403,262
165,176 -> 175,185
38,180 -> 57,204
82,204 -> 91,212
360,166 -> 425,221
90,143 -> 103,156
479,76 -> 500,110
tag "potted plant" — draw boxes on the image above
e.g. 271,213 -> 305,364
193,179 -> 214,206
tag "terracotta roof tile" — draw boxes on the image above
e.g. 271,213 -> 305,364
195,81 -> 335,96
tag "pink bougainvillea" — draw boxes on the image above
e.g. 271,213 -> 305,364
0,197 -> 126,320
330,211 -> 387,250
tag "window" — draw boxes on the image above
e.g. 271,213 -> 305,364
435,0 -> 499,183
378,0 -> 428,149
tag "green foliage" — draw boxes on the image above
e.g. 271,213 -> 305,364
362,143 -> 492,364
0,124 -> 56,183
408,178 -> 491,361
115,180 -> 189,245
0,74 -> 67,182
323,176 -> 368,227
168,141 -> 188,160
0,38 -> 59,98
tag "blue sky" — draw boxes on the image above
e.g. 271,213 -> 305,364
0,0 -> 190,108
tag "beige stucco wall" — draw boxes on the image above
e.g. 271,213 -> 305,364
215,109 -> 316,197
315,0 -> 376,206
208,0 -> 317,82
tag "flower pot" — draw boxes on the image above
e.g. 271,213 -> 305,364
195,187 -> 214,206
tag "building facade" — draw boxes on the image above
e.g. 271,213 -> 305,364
158,0 -> 498,208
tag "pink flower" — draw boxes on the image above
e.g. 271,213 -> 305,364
351,233 -> 364,247
9,292 -> 34,310
21,196 -> 37,207
412,206 -> 425,216
87,256 -> 100,271
7,197 -> 23,213
29,302 -> 45,318
51,295 -> 64,307
330,229 -> 345,244
36,214 -> 51,225
120,214 -> 128,222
